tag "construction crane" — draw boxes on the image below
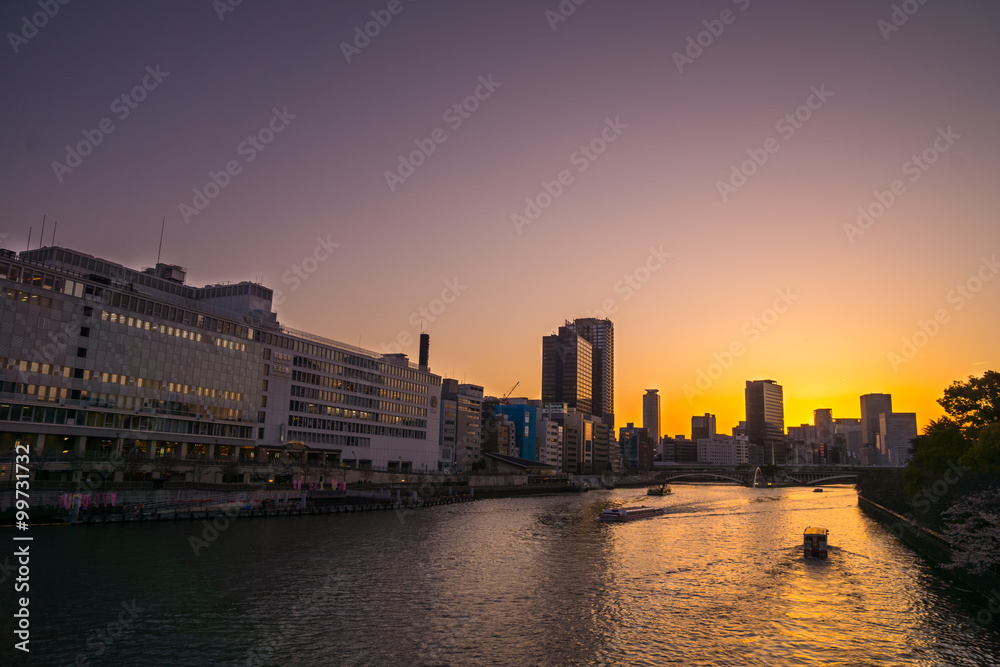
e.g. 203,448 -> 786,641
501,381 -> 519,403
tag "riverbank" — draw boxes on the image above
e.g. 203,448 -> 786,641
858,494 -> 1000,593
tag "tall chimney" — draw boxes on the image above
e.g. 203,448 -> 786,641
419,333 -> 429,368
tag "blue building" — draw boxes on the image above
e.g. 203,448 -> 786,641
496,404 -> 538,461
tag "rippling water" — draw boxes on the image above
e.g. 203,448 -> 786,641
4,485 -> 1000,666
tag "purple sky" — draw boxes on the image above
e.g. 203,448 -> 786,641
2,0 -> 999,434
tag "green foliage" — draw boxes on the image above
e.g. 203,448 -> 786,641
938,370 -> 1000,439
968,421 -> 1000,473
905,417 -> 969,493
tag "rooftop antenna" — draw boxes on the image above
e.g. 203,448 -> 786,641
156,216 -> 165,265
26,226 -> 32,251
39,215 -> 46,249
51,220 -> 58,246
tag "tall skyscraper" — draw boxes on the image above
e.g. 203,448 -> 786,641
642,389 -> 661,444
541,326 -> 593,415
692,413 -> 716,441
565,318 -> 614,428
745,379 -> 785,464
860,393 -> 892,448
814,409 -> 834,444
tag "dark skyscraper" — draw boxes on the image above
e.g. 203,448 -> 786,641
565,318 -> 614,428
745,379 -> 785,464
541,326 -> 593,415
860,393 -> 892,448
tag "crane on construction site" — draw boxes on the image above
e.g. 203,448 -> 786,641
501,381 -> 519,404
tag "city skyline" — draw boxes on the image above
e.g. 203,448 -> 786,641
2,1 -> 998,438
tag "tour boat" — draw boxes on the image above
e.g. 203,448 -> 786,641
647,484 -> 671,496
813,488 -> 824,493
803,526 -> 829,558
598,505 -> 665,522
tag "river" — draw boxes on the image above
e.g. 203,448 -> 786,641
3,485 -> 999,666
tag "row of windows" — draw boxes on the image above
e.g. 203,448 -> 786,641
258,333 -> 381,371
0,402 -> 254,439
0,358 -> 246,405
292,356 -> 429,395
1,358 -> 72,377
289,384 -> 377,410
102,310 -> 248,352
285,431 -> 370,448
287,414 -> 426,440
291,384 -> 429,418
288,400 -> 427,429
0,381 -> 249,421
292,371 -> 428,407
0,285 -> 59,310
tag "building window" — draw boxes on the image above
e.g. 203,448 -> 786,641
76,347 -> 87,358
79,326 -> 90,337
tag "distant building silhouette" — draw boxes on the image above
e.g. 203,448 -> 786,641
642,389 -> 661,444
541,326 -> 593,416
880,412 -> 917,466
745,379 -> 785,464
565,318 -> 614,429
860,393 -> 893,460
692,413 -> 716,441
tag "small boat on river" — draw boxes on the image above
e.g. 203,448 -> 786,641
803,526 -> 829,558
599,506 -> 665,522
647,484 -> 671,496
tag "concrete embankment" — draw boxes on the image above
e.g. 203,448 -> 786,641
858,495 -> 1000,590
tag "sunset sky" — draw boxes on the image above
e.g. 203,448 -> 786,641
2,0 -> 998,437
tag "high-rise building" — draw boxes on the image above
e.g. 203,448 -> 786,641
541,326 -> 593,416
860,393 -> 892,449
692,413 -> 716,441
440,380 -> 483,473
619,422 -> 653,471
879,412 -> 917,466
834,418 -> 863,462
745,379 -> 785,464
565,318 -> 614,428
814,409 -> 833,445
642,389 -> 661,444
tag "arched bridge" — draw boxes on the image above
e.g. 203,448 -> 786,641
654,466 -> 867,488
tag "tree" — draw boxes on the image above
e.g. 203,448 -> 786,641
904,418 -> 969,494
968,422 -> 1000,473
938,370 -> 1000,439
941,486 -> 1000,574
